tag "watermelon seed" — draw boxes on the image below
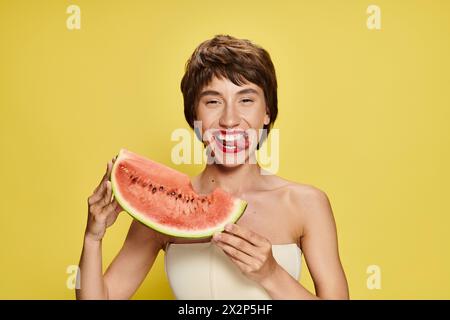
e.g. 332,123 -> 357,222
159,186 -> 164,191
178,194 -> 182,199
131,177 -> 137,183
170,191 -> 176,196
152,187 -> 157,194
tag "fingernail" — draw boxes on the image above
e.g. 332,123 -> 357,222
224,224 -> 232,231
213,233 -> 221,240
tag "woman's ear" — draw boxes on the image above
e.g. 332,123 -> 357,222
263,113 -> 270,126
193,119 -> 203,142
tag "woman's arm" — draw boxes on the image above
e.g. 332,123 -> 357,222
212,186 -> 349,300
76,219 -> 164,300
76,235 -> 108,299
261,187 -> 349,299
102,220 -> 164,299
76,157 -> 165,300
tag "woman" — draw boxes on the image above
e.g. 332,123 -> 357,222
76,35 -> 349,300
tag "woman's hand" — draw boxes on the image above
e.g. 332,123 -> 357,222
85,156 -> 123,242
212,223 -> 280,284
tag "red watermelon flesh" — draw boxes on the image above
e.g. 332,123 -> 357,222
111,149 -> 247,238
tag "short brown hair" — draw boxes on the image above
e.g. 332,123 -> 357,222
180,34 -> 278,134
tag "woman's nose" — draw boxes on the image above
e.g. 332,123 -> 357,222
218,105 -> 241,128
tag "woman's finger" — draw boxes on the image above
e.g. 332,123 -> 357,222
214,240 -> 254,266
98,200 -> 122,227
214,231 -> 256,258
224,223 -> 267,247
100,198 -> 120,217
107,209 -> 121,225
105,159 -> 114,181
93,160 -> 113,193
88,180 -> 108,205
110,198 -> 123,213
99,181 -> 113,207
112,197 -> 124,214
226,253 -> 250,273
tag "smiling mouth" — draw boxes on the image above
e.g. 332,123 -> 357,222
212,130 -> 250,154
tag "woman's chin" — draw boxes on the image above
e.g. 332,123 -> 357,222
216,159 -> 245,168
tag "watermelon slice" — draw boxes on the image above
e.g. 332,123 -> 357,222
110,149 -> 247,238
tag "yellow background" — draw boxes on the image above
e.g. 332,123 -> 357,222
1,0 -> 449,299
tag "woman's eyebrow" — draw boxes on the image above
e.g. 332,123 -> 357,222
236,88 -> 259,95
199,90 -> 221,98
199,88 -> 259,98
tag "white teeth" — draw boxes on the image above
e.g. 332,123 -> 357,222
224,135 -> 236,142
218,133 -> 245,142
224,145 -> 236,150
218,134 -> 236,142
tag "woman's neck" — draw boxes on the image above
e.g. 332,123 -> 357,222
196,163 -> 264,196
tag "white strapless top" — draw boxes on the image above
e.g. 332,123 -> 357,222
164,241 -> 302,300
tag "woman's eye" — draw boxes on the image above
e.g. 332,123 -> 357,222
241,99 -> 253,103
206,100 -> 219,105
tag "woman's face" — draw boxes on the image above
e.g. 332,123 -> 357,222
196,76 -> 270,166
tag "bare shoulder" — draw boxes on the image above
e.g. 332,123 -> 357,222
270,177 -> 333,222
275,179 -> 337,242
286,181 -> 330,210
268,176 -> 329,204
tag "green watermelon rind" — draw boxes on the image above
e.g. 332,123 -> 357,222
110,152 -> 248,239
